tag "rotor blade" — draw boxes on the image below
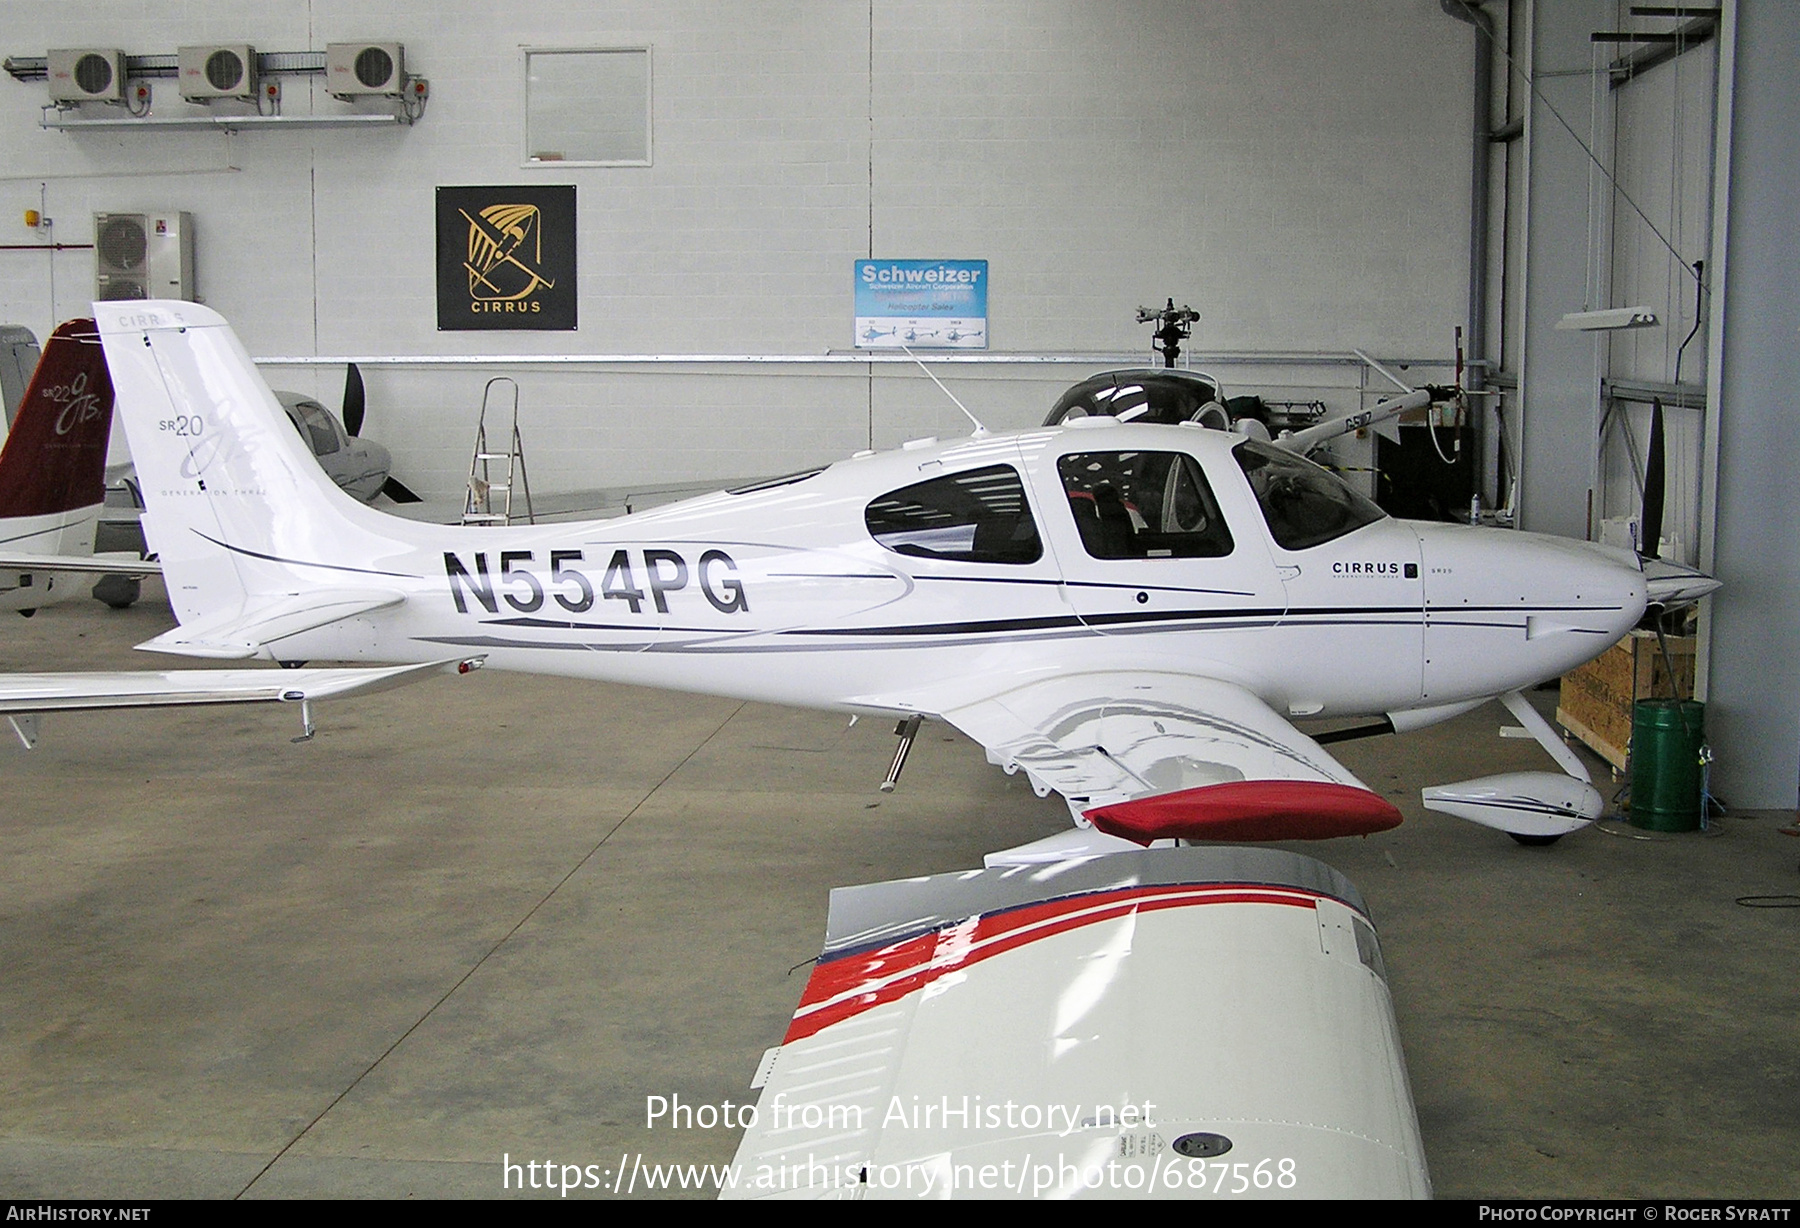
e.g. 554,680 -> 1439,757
342,363 -> 366,436
1277,387 -> 1430,454
1641,397 -> 1666,560
380,476 -> 424,504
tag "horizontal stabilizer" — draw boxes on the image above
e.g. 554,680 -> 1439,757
0,656 -> 482,715
0,551 -> 160,576
135,588 -> 405,659
1084,779 -> 1403,843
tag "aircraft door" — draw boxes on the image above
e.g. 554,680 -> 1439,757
1263,519 -> 1426,714
1229,439 -> 1426,712
1027,441 -> 1289,681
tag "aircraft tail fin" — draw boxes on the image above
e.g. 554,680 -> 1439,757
0,319 -> 112,533
93,301 -> 394,629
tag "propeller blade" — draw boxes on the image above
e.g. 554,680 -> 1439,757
342,363 -> 366,437
380,476 -> 423,504
1641,397 -> 1666,560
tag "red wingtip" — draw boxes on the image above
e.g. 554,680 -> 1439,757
1084,780 -> 1404,843
0,319 -> 113,519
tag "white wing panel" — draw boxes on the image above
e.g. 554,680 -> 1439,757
726,849 -> 1430,1200
931,671 -> 1365,811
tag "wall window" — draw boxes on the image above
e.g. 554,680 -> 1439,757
524,48 -> 651,167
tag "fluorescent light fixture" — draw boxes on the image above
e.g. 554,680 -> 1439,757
1557,306 -> 1659,331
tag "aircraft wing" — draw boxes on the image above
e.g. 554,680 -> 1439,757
725,846 -> 1431,1200
0,552 -> 160,576
917,672 -> 1402,842
0,657 -> 480,748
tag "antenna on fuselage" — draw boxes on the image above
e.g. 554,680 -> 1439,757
901,345 -> 988,438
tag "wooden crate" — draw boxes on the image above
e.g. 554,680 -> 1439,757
1557,632 -> 1696,770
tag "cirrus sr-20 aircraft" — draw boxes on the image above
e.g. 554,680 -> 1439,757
91,300 -> 1716,855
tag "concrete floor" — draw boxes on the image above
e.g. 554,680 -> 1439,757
2,580 -> 1796,1200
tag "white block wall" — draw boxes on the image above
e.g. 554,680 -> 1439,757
0,1 -> 1471,495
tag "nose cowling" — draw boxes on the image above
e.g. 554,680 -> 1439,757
1413,523 -> 1648,700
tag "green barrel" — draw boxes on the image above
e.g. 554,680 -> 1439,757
1629,700 -> 1706,831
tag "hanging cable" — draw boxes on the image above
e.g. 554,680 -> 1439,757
1441,0 -> 1705,292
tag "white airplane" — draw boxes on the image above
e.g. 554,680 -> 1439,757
728,845 -> 1429,1200
94,300 -> 1715,848
0,318 -> 160,613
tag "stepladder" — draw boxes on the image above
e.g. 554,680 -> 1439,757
462,377 -> 535,526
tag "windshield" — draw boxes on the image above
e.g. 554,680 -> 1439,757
1233,440 -> 1385,551
290,401 -> 341,456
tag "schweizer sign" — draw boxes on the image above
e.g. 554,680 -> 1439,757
855,258 -> 987,349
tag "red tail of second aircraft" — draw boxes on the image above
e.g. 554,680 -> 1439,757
0,319 -> 114,521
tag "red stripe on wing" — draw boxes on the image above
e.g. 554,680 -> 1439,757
783,882 -> 1323,1044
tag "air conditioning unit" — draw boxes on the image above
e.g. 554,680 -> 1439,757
94,212 -> 196,302
326,43 -> 405,98
47,49 -> 127,103
178,45 -> 257,101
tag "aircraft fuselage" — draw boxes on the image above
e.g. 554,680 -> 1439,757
229,423 -> 1645,725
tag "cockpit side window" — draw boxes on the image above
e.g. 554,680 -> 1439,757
1233,439 -> 1386,551
1057,451 -> 1234,560
865,464 -> 1042,564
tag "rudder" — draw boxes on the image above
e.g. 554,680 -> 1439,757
0,319 -> 112,526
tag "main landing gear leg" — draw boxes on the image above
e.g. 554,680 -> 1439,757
880,714 -> 923,793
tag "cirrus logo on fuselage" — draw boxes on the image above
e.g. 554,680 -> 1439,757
1332,561 -> 1417,578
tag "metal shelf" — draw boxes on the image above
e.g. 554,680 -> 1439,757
255,350 -> 1459,369
40,111 -> 410,131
